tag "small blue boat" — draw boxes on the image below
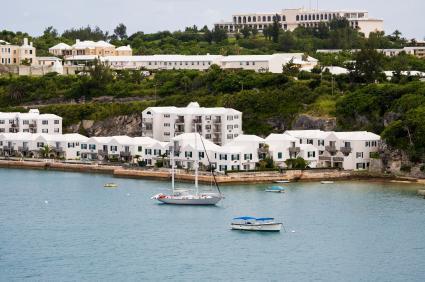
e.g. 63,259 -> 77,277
265,186 -> 285,193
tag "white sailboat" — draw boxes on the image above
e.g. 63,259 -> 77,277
151,133 -> 223,205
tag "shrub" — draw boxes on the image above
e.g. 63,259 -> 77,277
400,164 -> 411,173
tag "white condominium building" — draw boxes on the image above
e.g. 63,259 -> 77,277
285,130 -> 381,170
0,38 -> 36,65
141,102 -> 243,146
65,53 -> 318,73
215,8 -> 383,37
0,109 -> 62,134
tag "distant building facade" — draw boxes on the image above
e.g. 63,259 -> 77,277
214,8 -> 383,37
0,109 -> 62,134
0,38 -> 36,65
49,40 -> 132,58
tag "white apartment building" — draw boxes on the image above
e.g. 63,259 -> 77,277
318,47 -> 425,58
0,109 -> 62,134
64,53 -> 318,74
141,102 -> 243,146
0,133 -> 86,159
0,38 -> 36,65
265,133 -> 319,168
215,8 -> 383,37
285,130 -> 381,170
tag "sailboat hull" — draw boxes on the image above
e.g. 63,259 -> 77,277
156,195 -> 222,205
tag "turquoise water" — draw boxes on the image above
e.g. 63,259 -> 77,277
1,168 -> 425,281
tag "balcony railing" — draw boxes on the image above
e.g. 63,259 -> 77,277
192,118 -> 202,123
175,118 -> 185,124
120,151 -> 132,157
213,118 -> 222,124
333,157 -> 344,162
325,145 -> 337,153
18,146 -> 29,152
319,156 -> 332,161
288,146 -> 301,154
98,150 -> 108,156
340,147 -> 352,154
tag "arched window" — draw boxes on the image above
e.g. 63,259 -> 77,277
278,15 -> 281,21
267,16 -> 271,21
248,16 -> 251,22
243,16 -> 246,23
308,15 -> 311,20
320,14 -> 323,20
238,16 -> 242,23
262,16 -> 266,21
282,15 -> 286,21
296,15 -> 299,21
300,15 -> 304,21
233,17 -> 237,23
253,16 -> 256,22
312,14 -> 315,20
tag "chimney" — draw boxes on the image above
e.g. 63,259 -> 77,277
76,39 -> 80,44
30,42 -> 33,47
24,38 -> 28,46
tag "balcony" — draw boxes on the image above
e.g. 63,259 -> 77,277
120,151 -> 132,157
325,145 -> 337,153
212,138 -> 222,144
213,118 -> 222,124
192,118 -> 202,124
319,156 -> 332,161
18,146 -> 29,152
333,157 -> 344,162
288,146 -> 301,154
175,117 -> 185,124
340,146 -> 352,155
52,147 -> 64,153
98,150 -> 108,156
29,122 -> 37,128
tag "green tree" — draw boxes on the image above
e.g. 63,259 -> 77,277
114,23 -> 128,40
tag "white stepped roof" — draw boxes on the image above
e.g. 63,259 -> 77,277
231,134 -> 265,143
111,135 -> 136,145
265,133 -> 298,142
0,133 -> 39,141
285,130 -> 333,139
145,102 -> 241,115
172,133 -> 221,151
323,66 -> 349,75
49,43 -> 71,50
72,40 -> 114,49
333,131 -> 380,141
116,45 -> 132,51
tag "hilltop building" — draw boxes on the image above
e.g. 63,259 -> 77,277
214,8 -> 383,37
49,40 -> 132,58
0,38 -> 36,65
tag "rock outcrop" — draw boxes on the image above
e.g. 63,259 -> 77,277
67,113 -> 143,137
292,114 -> 336,131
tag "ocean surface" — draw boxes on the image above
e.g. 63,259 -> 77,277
0,168 -> 425,281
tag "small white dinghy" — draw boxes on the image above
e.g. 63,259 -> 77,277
321,181 -> 335,184
274,180 -> 290,184
231,217 -> 283,232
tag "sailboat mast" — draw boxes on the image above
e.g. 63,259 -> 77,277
171,144 -> 175,192
195,133 -> 199,194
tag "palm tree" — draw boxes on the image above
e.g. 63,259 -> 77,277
39,145 -> 52,159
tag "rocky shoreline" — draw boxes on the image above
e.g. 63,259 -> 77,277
0,159 -> 423,185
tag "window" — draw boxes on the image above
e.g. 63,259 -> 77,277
227,116 -> 233,121
164,132 -> 170,136
199,152 -> 204,159
54,128 -> 60,133
278,152 -> 283,159
234,124 -> 239,129
37,142 -> 44,148
9,120 -> 14,124
89,144 -> 96,150
227,134 -> 233,139
231,154 -> 240,161
244,154 -> 253,160
68,143 -> 75,148
54,120 -> 60,124
307,139 -> 313,145
110,146 -> 117,152
318,140 -> 324,146
145,149 -> 152,155
42,120 -> 48,125
81,144 -> 88,149
42,129 -> 48,133
0,120 -> 4,124
164,123 -> 170,127
356,152 -> 364,158
308,151 -> 316,158
185,151 -> 193,158
205,134 -> 211,139
219,154 -> 227,160
219,165 -> 228,171
22,120 -> 29,125
138,146 -> 142,152
227,125 -> 233,130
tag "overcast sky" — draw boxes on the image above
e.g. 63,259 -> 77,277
1,0 -> 423,39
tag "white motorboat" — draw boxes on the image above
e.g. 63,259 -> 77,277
321,181 -> 335,184
265,186 -> 285,193
274,180 -> 290,184
231,217 -> 283,232
151,133 -> 223,206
